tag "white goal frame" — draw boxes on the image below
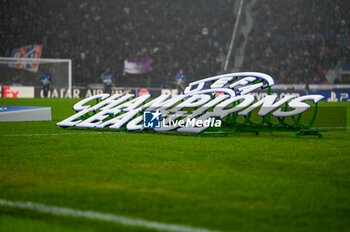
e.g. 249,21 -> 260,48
0,57 -> 72,97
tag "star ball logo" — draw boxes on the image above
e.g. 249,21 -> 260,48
143,109 -> 162,128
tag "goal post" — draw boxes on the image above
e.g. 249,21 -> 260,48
0,57 -> 72,97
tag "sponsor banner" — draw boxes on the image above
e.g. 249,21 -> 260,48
1,86 -> 34,98
7,86 -> 348,102
273,84 -> 350,91
124,58 -> 150,74
161,89 -> 178,97
252,90 -> 350,102
9,45 -> 43,72
34,87 -> 140,99
313,91 -> 350,102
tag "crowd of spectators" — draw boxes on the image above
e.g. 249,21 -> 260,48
2,0 -> 349,87
243,0 -> 350,84
0,0 -> 234,87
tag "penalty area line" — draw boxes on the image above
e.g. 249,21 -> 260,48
0,199 -> 221,232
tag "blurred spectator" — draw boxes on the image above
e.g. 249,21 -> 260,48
176,69 -> 186,94
39,69 -> 51,98
100,67 -> 113,94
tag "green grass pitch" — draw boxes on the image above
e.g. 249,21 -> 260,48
0,98 -> 349,232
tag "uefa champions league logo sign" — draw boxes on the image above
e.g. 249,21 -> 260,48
57,72 -> 324,136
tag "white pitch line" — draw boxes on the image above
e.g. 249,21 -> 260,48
314,126 -> 350,129
0,199 -> 221,232
1,127 -> 348,137
0,132 -> 115,137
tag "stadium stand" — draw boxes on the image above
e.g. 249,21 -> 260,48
242,0 -> 350,84
1,0 -> 349,87
0,0 -> 234,87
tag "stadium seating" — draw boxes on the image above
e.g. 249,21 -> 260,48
243,0 -> 350,84
1,0 -> 349,86
0,0 -> 234,87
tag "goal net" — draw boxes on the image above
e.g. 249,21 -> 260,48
0,57 -> 72,97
